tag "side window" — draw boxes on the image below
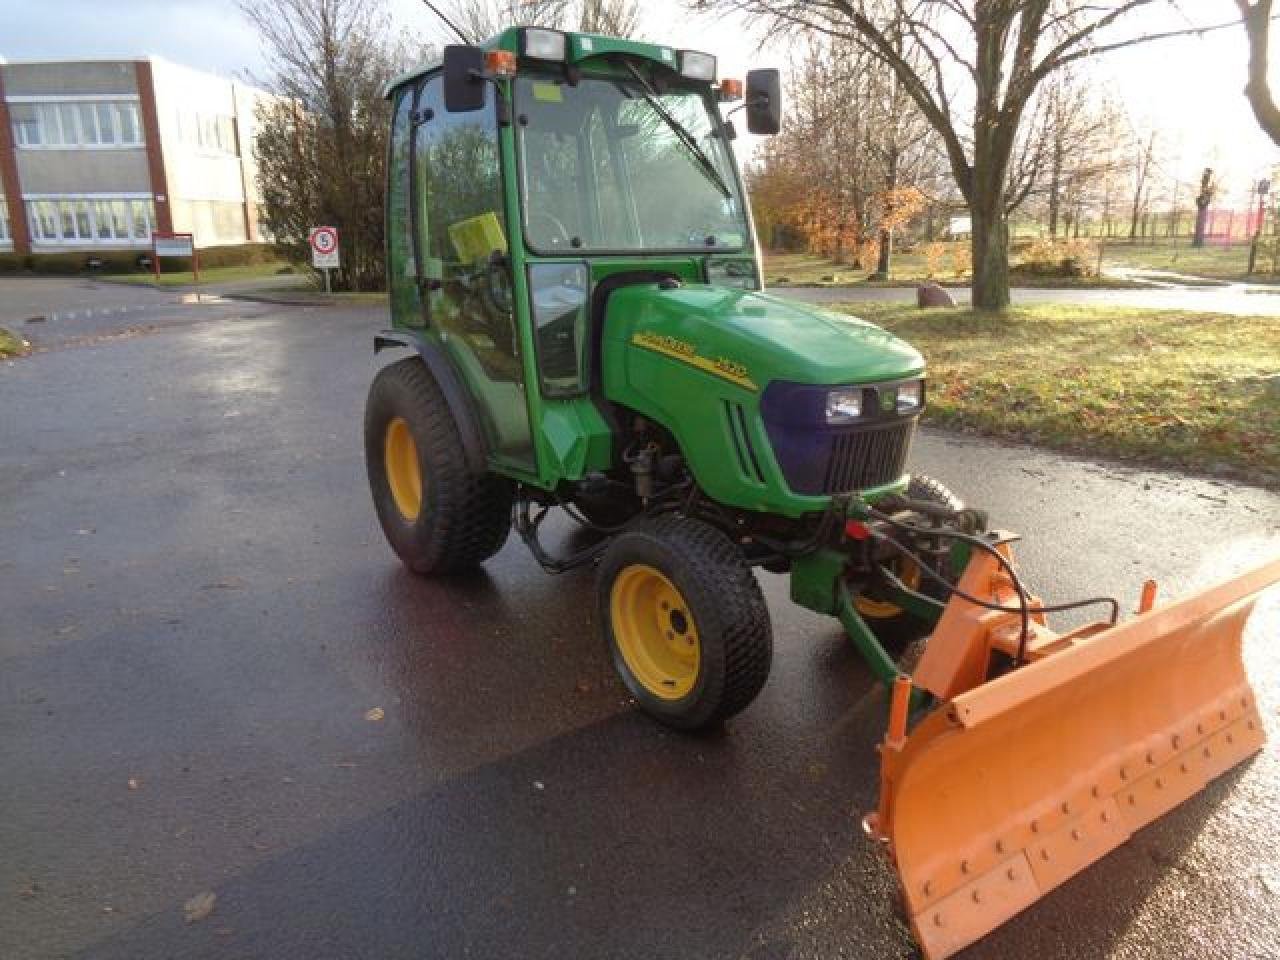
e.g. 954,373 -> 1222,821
414,75 -> 535,469
529,261 -> 589,396
387,85 -> 420,324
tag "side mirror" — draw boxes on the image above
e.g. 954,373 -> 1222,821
443,45 -> 486,113
745,68 -> 781,135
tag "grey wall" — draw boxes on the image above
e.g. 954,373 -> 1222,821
3,61 -> 138,96
15,150 -> 151,193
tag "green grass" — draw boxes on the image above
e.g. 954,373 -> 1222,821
98,262 -> 295,287
762,249 -> 1141,289
1,327 -> 30,357
1100,240 -> 1273,283
830,302 -> 1280,483
763,250 -> 934,286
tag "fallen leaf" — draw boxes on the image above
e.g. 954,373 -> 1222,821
364,707 -> 384,722
183,891 -> 216,923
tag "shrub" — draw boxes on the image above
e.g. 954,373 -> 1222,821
0,242 -> 286,275
1016,238 -> 1099,278
922,241 -> 947,277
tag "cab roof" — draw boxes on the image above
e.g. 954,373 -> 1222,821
383,26 -> 689,99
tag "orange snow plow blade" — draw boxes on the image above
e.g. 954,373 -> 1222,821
867,548 -> 1280,960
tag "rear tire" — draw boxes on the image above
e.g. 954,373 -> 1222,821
597,514 -> 772,731
855,474 -> 963,649
365,356 -> 513,574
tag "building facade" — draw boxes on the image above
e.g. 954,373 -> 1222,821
0,57 -> 271,255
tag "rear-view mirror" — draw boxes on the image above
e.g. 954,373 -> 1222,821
443,45 -> 486,113
745,68 -> 781,135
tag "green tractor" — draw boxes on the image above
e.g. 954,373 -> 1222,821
366,27 -> 958,730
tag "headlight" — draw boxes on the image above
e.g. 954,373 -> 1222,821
679,50 -> 717,81
521,28 -> 567,61
825,387 -> 863,423
897,380 -> 924,413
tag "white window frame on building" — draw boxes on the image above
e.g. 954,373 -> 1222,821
9,95 -> 144,150
25,194 -> 157,246
0,201 -> 11,247
176,109 -> 239,156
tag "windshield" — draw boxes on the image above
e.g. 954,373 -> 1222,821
515,69 -> 749,253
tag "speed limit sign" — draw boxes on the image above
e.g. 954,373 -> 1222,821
309,226 -> 340,269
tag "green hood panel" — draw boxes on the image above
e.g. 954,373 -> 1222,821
603,283 -> 924,388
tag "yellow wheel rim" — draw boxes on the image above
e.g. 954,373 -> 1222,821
610,564 -> 700,700
855,557 -> 923,619
384,417 -> 422,522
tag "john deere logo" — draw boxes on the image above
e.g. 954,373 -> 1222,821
879,387 -> 897,412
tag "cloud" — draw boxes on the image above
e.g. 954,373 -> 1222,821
3,0 -> 267,79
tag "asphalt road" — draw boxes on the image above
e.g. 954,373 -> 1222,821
772,281 -> 1280,316
2,281 -> 1278,960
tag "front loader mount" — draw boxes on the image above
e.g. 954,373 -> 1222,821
810,494 -> 1279,960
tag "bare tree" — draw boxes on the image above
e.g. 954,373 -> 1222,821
435,0 -> 642,42
690,1 -> 1236,309
1128,130 -> 1157,240
748,33 -> 941,275
243,0 -> 426,290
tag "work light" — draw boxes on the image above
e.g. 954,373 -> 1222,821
521,28 -> 567,61
896,380 -> 924,413
825,387 -> 863,423
679,50 -> 717,81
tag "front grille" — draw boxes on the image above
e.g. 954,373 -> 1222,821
820,420 -> 916,494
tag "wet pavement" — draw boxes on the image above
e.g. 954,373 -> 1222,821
2,280 -> 1278,959
0,276 -> 280,352
774,281 -> 1280,316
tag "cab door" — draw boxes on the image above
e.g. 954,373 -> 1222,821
411,72 -> 536,473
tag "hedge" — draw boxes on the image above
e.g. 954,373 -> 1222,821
0,242 -> 287,275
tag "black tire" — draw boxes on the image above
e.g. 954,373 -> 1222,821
597,514 -> 772,731
365,356 -> 513,574
855,474 -> 963,649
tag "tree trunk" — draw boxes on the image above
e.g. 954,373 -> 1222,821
971,199 -> 1011,310
871,148 -> 899,280
1047,139 -> 1063,238
1240,0 -> 1280,146
875,226 -> 893,278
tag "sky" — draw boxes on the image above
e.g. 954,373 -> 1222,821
3,0 -> 1276,206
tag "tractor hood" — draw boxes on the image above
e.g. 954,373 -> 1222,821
604,283 -> 924,389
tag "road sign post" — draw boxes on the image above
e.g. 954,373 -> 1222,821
151,232 -> 198,291
309,226 -> 340,293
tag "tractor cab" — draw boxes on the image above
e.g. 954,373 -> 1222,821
381,27 -> 800,494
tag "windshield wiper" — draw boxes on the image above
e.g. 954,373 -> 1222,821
620,60 -> 732,201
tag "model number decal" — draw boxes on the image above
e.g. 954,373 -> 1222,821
631,332 -> 758,391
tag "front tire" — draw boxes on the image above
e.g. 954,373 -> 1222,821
365,356 -> 513,574
854,473 -> 963,648
597,514 -> 772,730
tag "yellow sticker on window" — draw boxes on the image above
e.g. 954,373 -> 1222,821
532,82 -> 563,103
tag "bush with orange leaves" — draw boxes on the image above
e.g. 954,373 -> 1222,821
1016,237 -> 1099,277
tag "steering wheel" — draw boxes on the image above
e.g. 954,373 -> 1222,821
530,210 -> 573,248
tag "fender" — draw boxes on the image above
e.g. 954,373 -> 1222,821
373,330 -> 488,474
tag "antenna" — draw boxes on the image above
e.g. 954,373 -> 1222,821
420,0 -> 469,44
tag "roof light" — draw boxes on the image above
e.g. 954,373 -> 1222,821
719,77 -> 743,101
521,28 -> 567,61
679,50 -> 717,82
485,49 -> 517,77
